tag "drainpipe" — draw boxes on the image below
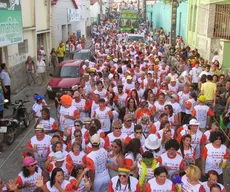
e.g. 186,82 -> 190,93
170,0 -> 177,45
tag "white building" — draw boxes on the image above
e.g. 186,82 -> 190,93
51,0 -> 91,49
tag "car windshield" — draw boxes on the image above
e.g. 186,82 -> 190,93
74,52 -> 90,60
53,66 -> 79,78
127,36 -> 144,42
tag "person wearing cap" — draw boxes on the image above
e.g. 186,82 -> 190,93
32,94 -> 45,121
124,75 -> 135,94
191,95 -> 214,130
59,94 -> 80,132
201,131 -> 228,184
85,134 -> 110,192
15,156 -> 44,191
72,91 -> 91,122
157,139 -> 184,177
168,76 -> 179,96
26,124 -> 52,169
38,45 -> 46,63
145,166 -> 176,192
108,167 -> 141,192
177,119 -> 207,160
46,151 -> 73,180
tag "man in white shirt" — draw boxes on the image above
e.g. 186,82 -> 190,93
1,63 -> 12,107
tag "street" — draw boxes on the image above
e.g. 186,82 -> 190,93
0,95 -> 55,181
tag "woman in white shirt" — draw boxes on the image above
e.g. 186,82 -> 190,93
37,55 -> 46,85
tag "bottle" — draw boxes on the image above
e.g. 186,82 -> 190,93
222,159 -> 227,168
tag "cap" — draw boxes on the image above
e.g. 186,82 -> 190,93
113,58 -> 118,63
144,134 -> 161,150
88,68 -> 96,73
189,119 -> 200,126
35,95 -> 44,101
73,91 -> 80,98
178,76 -> 184,83
35,124 -> 44,131
23,157 -> 37,167
170,94 -> 177,100
85,60 -> 89,63
170,77 -> 176,82
197,95 -> 206,103
108,73 -> 114,80
84,73 -> 89,76
60,95 -> 72,106
84,117 -> 91,124
126,75 -> 133,80
90,134 -> 100,145
54,151 -> 65,162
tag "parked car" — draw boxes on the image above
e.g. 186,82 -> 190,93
73,49 -> 94,61
47,59 -> 83,99
125,34 -> 145,43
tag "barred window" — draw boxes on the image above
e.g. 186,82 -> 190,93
18,39 -> 28,55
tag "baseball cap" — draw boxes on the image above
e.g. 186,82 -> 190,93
126,75 -> 133,80
90,134 -> 100,145
189,119 -> 200,126
35,124 -> 44,131
34,95 -> 44,101
23,157 -> 37,167
197,95 -> 206,103
170,94 -> 177,100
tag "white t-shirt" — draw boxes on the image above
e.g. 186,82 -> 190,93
37,60 -> 46,73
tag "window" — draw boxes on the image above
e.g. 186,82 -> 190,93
18,40 -> 28,55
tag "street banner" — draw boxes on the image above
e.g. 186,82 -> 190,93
0,0 -> 23,47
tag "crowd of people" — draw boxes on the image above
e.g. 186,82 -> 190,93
0,22 -> 230,192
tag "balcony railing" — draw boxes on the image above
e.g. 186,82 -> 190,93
213,4 -> 230,40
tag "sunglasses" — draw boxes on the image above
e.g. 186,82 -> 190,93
136,131 -> 142,134
28,164 -> 37,167
112,145 -> 118,148
75,124 -> 81,127
75,135 -> 82,137
118,174 -> 127,178
126,120 -> 132,122
114,127 -> 122,130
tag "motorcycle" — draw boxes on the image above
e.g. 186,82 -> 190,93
0,98 -> 30,145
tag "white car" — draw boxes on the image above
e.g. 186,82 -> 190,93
125,34 -> 145,43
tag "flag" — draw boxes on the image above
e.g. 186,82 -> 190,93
219,113 -> 226,130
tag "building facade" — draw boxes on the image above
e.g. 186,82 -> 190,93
187,0 -> 230,71
0,0 -> 51,93
51,0 -> 91,49
146,0 -> 188,41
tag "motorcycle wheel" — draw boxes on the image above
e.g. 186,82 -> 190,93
5,127 -> 16,145
23,111 -> 30,128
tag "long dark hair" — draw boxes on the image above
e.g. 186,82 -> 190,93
113,139 -> 123,154
124,138 -> 141,160
115,175 -> 131,191
126,97 -> 137,111
22,166 -> 38,178
180,134 -> 192,158
143,88 -> 152,101
50,168 -> 64,187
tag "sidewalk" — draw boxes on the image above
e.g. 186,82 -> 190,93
4,70 -> 51,118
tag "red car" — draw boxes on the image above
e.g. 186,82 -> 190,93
47,59 -> 83,99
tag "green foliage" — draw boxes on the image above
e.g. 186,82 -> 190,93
163,0 -> 173,4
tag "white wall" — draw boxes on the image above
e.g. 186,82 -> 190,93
51,0 -> 88,48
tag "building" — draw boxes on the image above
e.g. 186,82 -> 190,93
51,0 -> 91,49
90,0 -> 110,24
0,0 -> 51,93
187,0 -> 230,71
146,0 -> 188,41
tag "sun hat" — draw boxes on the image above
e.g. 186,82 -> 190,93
178,76 -> 185,83
23,156 -> 37,166
60,95 -> 72,106
126,75 -> 133,80
197,95 -> 206,103
35,124 -> 44,131
54,151 -> 65,162
84,117 -> 91,124
118,167 -> 130,174
85,60 -> 89,63
90,134 -> 100,145
189,119 -> 200,126
144,134 -> 161,150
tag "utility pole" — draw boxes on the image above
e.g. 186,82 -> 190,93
170,0 -> 177,45
143,0 -> 146,21
99,0 -> 103,24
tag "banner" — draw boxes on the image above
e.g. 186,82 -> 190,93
67,8 -> 82,22
0,0 -> 23,47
